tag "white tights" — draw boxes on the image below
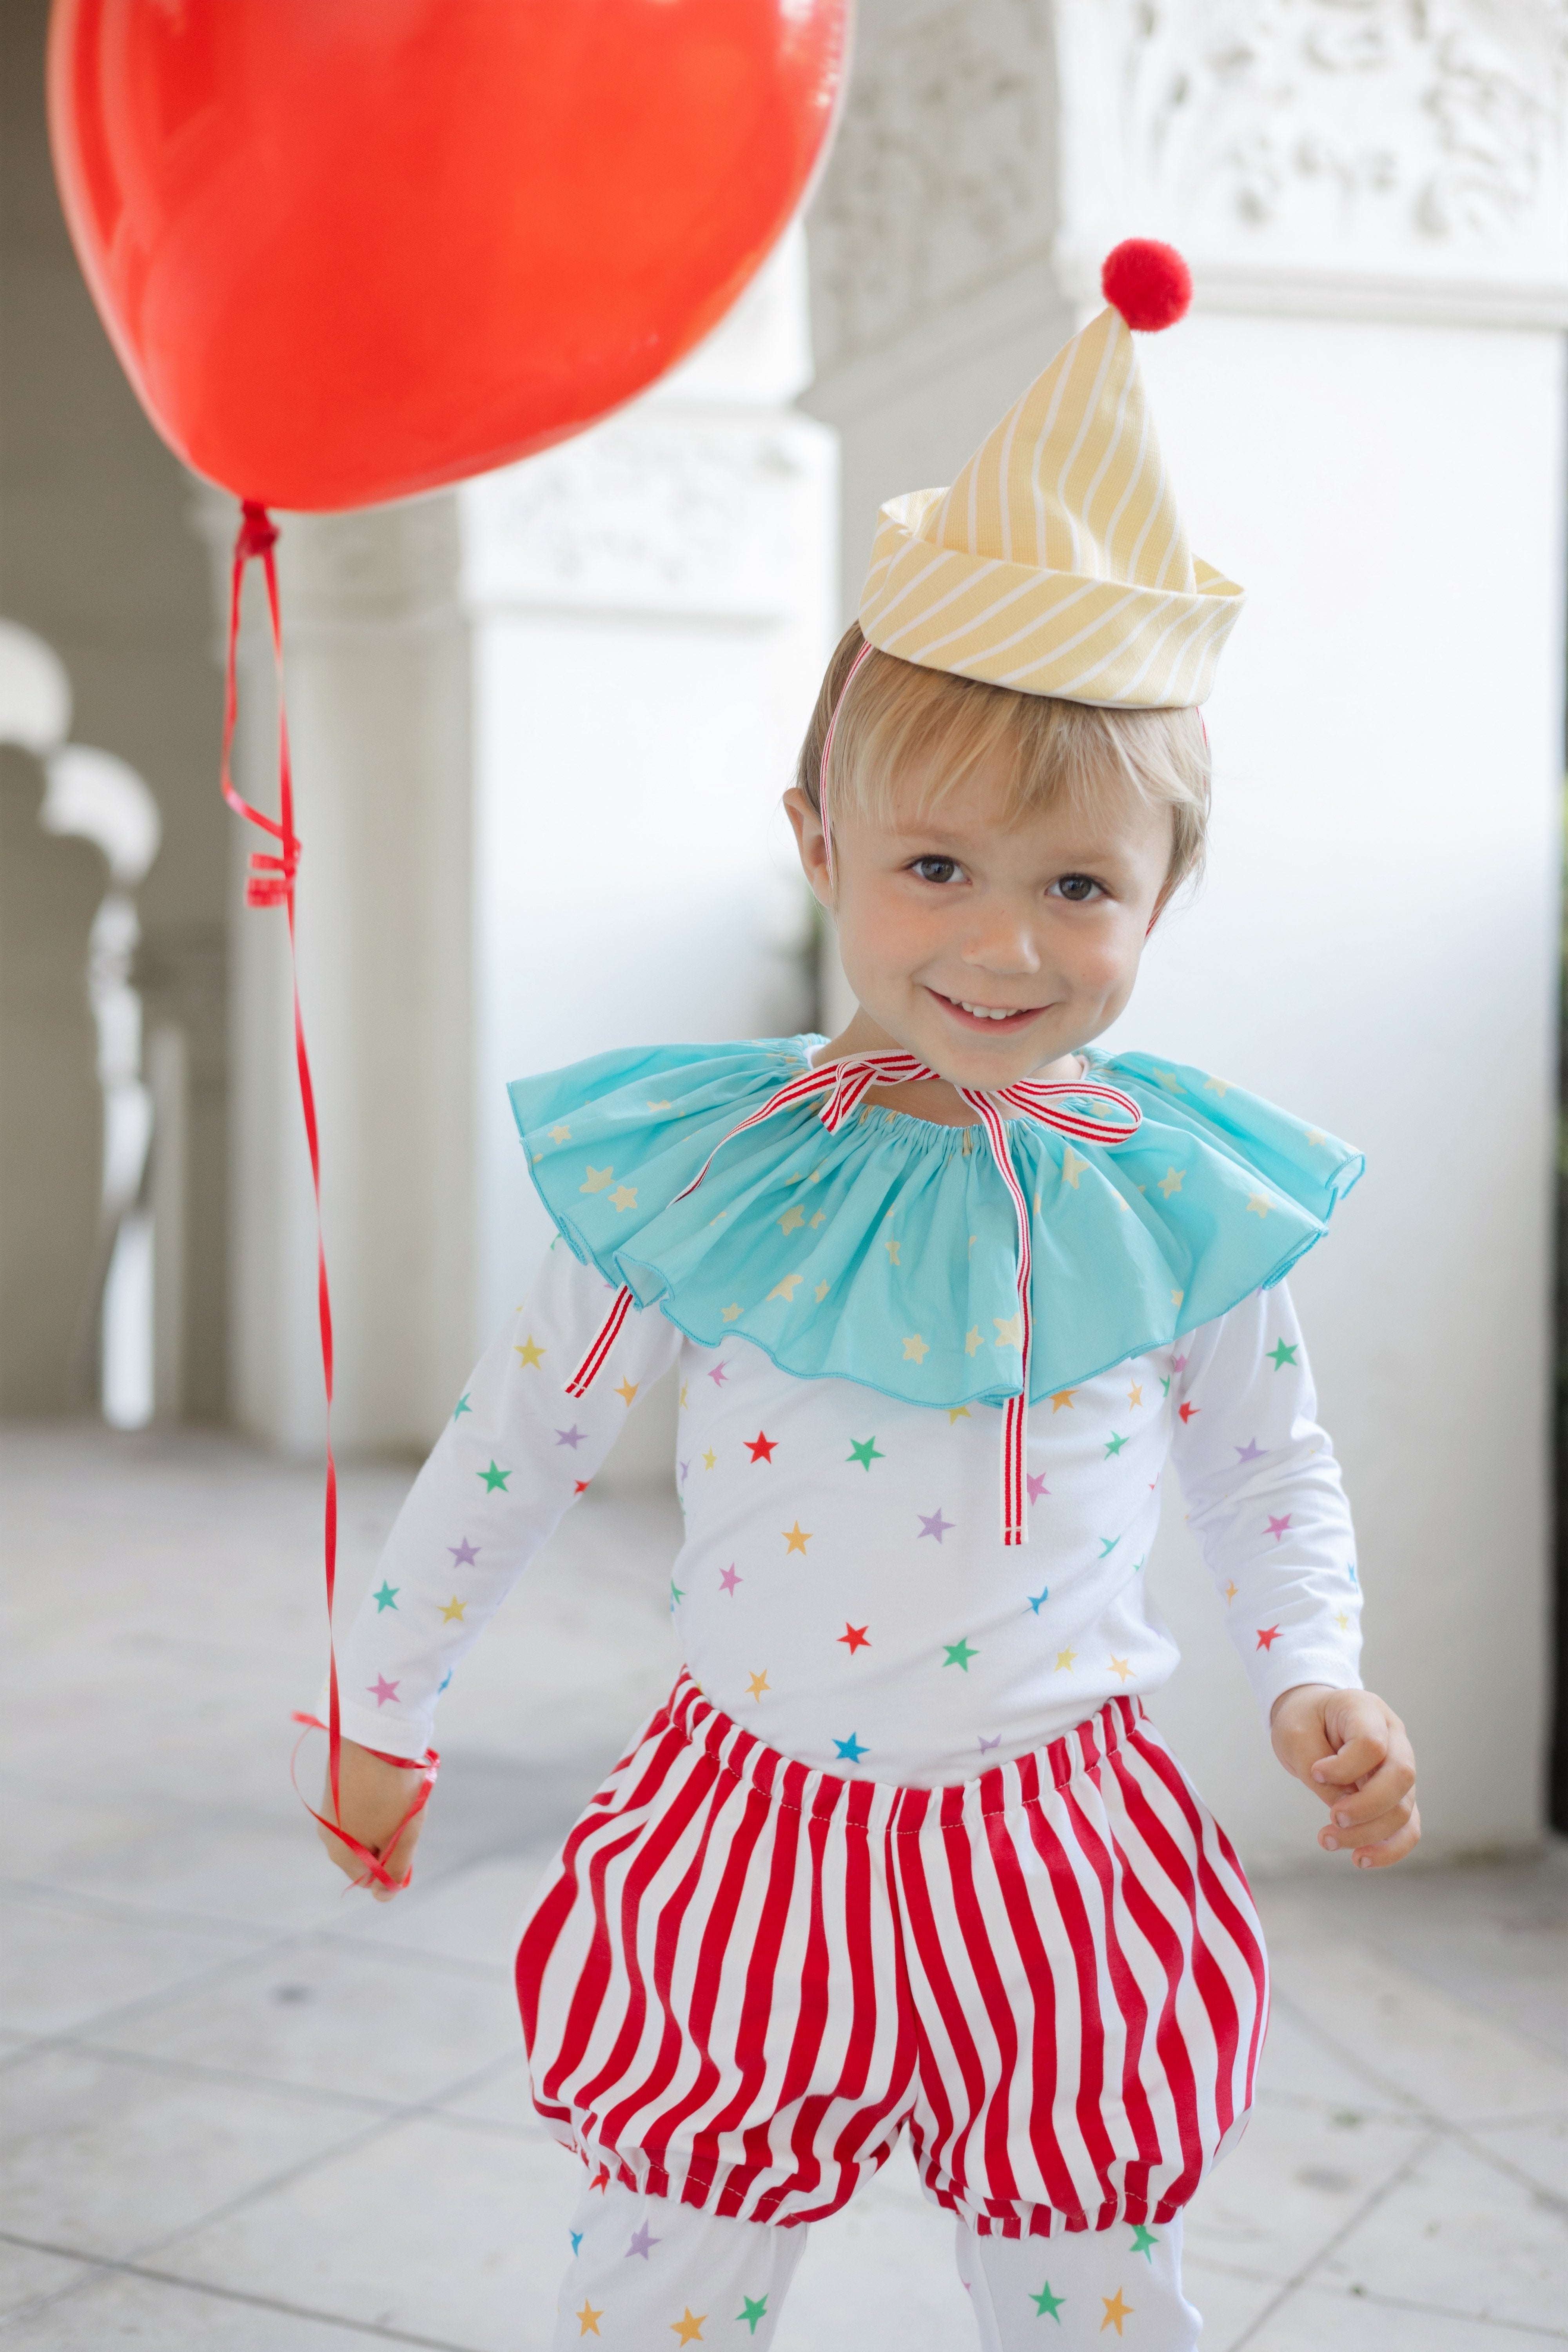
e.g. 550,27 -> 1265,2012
551,2175 -> 1201,2350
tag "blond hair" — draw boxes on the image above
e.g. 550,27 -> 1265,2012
796,625 -> 1210,890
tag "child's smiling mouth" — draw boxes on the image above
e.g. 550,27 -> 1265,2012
927,989 -> 1048,1029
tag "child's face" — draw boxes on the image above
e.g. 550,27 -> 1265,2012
786,751 -> 1174,1088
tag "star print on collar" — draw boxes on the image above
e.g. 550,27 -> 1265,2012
722,1302 -> 742,1321
745,1430 -> 777,1463
453,1393 -> 473,1417
778,1204 -> 806,1233
918,1508 -> 953,1542
1027,1587 -> 1050,1614
1026,1472 -> 1049,1504
371,1581 -> 399,1612
1268,1339 -> 1299,1369
838,1623 -> 870,1654
555,1425 -> 586,1449
735,2296 -> 769,2336
514,1336 -> 545,1367
1130,2224 -> 1161,2261
746,1671 -> 769,1700
965,1327 -> 984,1356
1234,1438 -> 1266,1463
368,1675 -> 399,1706
1060,1144 -> 1087,1188
670,2308 -> 707,2344
847,1436 -> 884,1470
1102,2288 -> 1133,2335
448,1539 -> 480,1568
1157,1166 -> 1184,1198
624,2222 -> 661,2259
439,1596 -> 467,1623
478,1461 -> 510,1491
834,1733 -> 867,1762
902,1333 -> 929,1363
782,1521 -> 813,1555
1030,2279 -> 1066,2319
943,1638 -> 977,1671
719,1564 -> 741,1595
1266,1513 -> 1292,1541
993,1311 -> 1023,1348
1256,1624 -> 1281,1650
575,2300 -> 603,2337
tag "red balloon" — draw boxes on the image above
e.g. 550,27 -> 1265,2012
47,0 -> 848,512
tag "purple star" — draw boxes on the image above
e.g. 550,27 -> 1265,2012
1234,1439 -> 1267,1465
679,1459 -> 690,1483
448,1538 -> 480,1567
1026,1473 -> 1049,1504
368,1675 -> 399,1708
918,1508 -> 953,1543
554,1424 -> 585,1449
624,2222 -> 661,2260
707,1361 -> 730,1387
719,1564 -> 742,1595
977,1733 -> 1002,1754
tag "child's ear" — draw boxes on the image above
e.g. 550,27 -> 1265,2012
783,787 -> 833,910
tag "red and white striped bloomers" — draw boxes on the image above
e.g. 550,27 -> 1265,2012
516,1671 -> 1267,2238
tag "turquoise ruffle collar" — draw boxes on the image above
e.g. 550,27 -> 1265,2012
508,1037 -> 1362,1410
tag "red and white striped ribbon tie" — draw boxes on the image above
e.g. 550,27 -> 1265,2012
566,1053 -> 1142,1544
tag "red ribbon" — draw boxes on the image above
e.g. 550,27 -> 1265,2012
222,504 -> 348,1838
290,1714 -> 438,1892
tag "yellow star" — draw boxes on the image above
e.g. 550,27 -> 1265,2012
1203,1076 -> 1231,1098
778,1204 -> 806,1234
1153,1069 -> 1185,1094
722,1303 -> 743,1321
575,2302 -> 603,2339
580,1164 -> 614,1193
783,1521 -> 813,1555
1051,1389 -> 1075,1412
1157,1166 -> 1184,1199
948,1406 -> 971,1424
965,1327 -> 984,1357
1102,2288 -> 1134,2335
1055,1646 -> 1077,1672
1108,1655 -> 1132,1683
810,1209 -> 826,1227
1223,1581 -> 1238,1604
614,1377 -> 639,1406
1245,1191 -> 1270,1217
609,1184 -> 638,1212
1111,1190 -> 1130,1212
702,1448 -> 716,1470
514,1335 -> 545,1368
440,1596 -> 467,1623
1171,1287 -> 1184,1308
814,1280 -> 830,1302
902,1334 -> 930,1363
1061,1145 -> 1087,1189
647,1098 -> 673,1109
670,2313 -> 707,2346
746,1670 -> 769,1701
993,1312 -> 1024,1349
885,1234 -> 901,1264
1335,1608 -> 1350,1630
1127,1382 -> 1143,1408
679,1383 -> 689,1410
548,1122 -> 572,1143
768,1272 -> 804,1303
1307,1126 -> 1326,1145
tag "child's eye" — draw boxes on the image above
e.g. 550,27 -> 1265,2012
1053,874 -> 1103,903
910,856 -> 964,884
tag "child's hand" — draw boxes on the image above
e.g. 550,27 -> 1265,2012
1269,1684 -> 1419,1869
316,1739 -> 429,1902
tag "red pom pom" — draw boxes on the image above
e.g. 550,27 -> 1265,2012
1101,239 -> 1192,332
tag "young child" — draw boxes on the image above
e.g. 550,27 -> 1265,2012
318,243 -> 1418,2350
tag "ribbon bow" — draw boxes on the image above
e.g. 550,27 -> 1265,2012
565,1052 -> 1141,1543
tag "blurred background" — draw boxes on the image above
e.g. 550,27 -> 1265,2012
4,5 -> 1568,2348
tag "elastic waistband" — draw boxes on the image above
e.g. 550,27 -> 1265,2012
657,1669 -> 1147,1836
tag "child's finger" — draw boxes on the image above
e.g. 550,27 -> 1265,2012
1309,1731 -> 1386,1789
368,1813 -> 425,1902
1323,1753 -> 1416,1829
1323,1800 -> 1422,1869
1319,1789 -> 1417,1856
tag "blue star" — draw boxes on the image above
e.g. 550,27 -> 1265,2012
570,2230 -> 583,2256
1027,1587 -> 1050,1614
834,1733 -> 868,1764
371,1580 -> 399,1612
1098,1536 -> 1120,1557
1348,1561 -> 1358,1585
436,1669 -> 453,1694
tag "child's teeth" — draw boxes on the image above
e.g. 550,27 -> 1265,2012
959,1002 -> 1013,1019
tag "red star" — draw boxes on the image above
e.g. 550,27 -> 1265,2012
1266,1512 -> 1292,1542
589,2164 -> 610,2193
745,1431 -> 777,1463
1256,1624 -> 1281,1651
574,1479 -> 590,1495
838,1623 -> 871,1655
1177,1401 -> 1200,1423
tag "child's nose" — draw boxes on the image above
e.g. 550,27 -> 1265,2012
960,913 -> 1042,975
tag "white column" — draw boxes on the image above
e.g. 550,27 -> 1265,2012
805,0 -> 1566,1862
462,230 -> 838,1343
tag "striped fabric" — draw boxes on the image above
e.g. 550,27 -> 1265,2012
517,1672 -> 1267,2237
857,305 -> 1244,708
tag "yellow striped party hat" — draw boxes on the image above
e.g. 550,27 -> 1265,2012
857,241 -> 1243,708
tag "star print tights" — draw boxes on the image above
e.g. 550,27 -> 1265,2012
552,2176 -> 1201,2348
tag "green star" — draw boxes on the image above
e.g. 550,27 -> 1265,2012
1268,1339 -> 1299,1370
1030,2279 -> 1066,2319
477,1460 -> 511,1492
371,1580 -> 399,1612
942,1638 -> 978,1672
671,1579 -> 685,1608
736,2294 -> 768,2335
1130,2223 -> 1160,2261
453,1393 -> 472,1418
1104,1431 -> 1127,1457
1160,1375 -> 1172,1396
846,1436 -> 884,1471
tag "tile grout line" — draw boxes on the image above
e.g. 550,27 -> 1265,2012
1223,2127 -> 1443,2352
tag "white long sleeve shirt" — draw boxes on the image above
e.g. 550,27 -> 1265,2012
334,1241 -> 1362,1788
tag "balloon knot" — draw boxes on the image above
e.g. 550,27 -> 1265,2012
238,499 -> 279,558
1101,240 -> 1192,332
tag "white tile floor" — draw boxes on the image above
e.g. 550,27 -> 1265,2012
2,1425 -> 1565,2347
